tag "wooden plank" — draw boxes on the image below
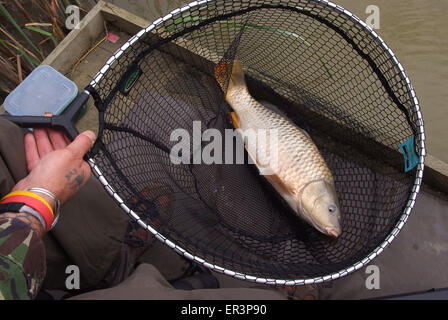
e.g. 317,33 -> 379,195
42,1 -> 150,75
43,1 -> 106,75
101,2 -> 150,34
424,155 -> 448,194
74,0 -> 97,11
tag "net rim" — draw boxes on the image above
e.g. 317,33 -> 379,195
86,0 -> 426,285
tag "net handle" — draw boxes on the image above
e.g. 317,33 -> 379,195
0,91 -> 90,142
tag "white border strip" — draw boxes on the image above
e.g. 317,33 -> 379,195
87,0 -> 425,285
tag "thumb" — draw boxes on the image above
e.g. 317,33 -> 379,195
66,130 -> 96,158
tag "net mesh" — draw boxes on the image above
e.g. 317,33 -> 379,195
87,0 -> 422,280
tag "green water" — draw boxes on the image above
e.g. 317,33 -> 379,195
105,0 -> 448,162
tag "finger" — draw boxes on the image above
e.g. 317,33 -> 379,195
48,129 -> 69,150
34,128 -> 54,157
66,130 -> 96,159
24,133 -> 40,172
63,133 -> 71,145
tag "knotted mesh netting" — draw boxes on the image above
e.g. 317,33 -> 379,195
85,0 -> 424,283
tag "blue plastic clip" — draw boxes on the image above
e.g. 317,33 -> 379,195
399,135 -> 418,172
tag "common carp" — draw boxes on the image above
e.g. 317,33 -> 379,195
215,59 -> 342,237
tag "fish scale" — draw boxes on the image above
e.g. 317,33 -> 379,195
215,59 -> 341,237
227,87 -> 333,193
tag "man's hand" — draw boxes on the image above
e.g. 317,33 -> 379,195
12,128 -> 96,205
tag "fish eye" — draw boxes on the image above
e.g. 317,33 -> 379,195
328,204 -> 337,213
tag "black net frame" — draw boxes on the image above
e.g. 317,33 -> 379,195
84,0 -> 425,285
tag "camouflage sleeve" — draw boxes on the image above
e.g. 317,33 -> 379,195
0,216 -> 46,300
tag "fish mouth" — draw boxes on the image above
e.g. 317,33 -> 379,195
325,227 -> 341,238
299,209 -> 341,237
310,218 -> 341,238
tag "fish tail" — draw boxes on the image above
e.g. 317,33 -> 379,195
214,59 -> 247,94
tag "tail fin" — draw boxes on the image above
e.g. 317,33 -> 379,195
214,59 -> 247,95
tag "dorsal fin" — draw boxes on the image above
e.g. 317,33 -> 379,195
214,59 -> 247,94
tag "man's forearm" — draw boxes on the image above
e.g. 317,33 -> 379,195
0,215 -> 46,300
2,212 -> 45,237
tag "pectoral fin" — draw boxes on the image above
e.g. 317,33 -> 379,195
264,173 -> 294,197
243,139 -> 294,197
